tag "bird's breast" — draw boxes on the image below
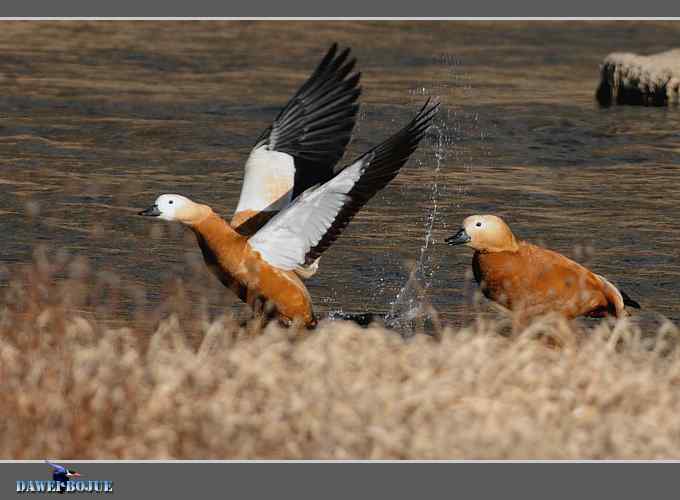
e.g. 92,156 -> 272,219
473,251 -> 525,308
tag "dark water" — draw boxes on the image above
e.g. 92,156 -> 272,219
1,21 -> 679,329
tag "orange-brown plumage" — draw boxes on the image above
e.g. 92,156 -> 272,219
190,209 -> 315,327
138,96 -> 438,328
447,215 -> 640,323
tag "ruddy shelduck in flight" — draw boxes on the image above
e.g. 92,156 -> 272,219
446,215 -> 640,324
139,44 -> 439,327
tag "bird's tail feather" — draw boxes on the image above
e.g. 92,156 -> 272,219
621,289 -> 641,309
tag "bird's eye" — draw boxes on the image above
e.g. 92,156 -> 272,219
169,200 -> 174,204
476,222 -> 482,227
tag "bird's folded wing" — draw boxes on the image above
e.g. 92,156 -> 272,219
232,44 -> 361,232
248,99 -> 439,270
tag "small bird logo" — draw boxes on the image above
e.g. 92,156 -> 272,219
45,460 -> 81,494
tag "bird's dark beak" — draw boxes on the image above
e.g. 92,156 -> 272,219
138,204 -> 161,217
445,228 -> 471,246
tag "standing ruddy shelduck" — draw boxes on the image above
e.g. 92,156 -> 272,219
446,215 -> 640,324
138,46 -> 438,327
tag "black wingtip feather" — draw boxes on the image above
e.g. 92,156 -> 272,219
621,290 -> 641,309
305,99 -> 440,262
258,44 -> 362,199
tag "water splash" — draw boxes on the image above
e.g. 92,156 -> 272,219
327,56 -> 472,328
383,54 -> 485,335
385,120 -> 449,334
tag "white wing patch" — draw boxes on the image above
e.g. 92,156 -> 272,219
248,160 -> 365,270
234,145 -> 295,214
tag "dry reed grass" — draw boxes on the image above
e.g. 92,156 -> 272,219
2,250 -> 680,460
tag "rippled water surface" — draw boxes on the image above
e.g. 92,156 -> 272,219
1,21 -> 679,329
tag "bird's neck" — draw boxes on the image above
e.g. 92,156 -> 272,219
179,204 -> 218,227
477,236 -> 521,254
189,211 -> 246,265
188,209 -> 240,240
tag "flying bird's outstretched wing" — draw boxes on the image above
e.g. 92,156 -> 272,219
232,44 -> 361,235
45,460 -> 67,474
248,99 -> 439,270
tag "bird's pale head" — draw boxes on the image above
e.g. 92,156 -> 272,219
446,214 -> 519,253
138,194 -> 211,225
